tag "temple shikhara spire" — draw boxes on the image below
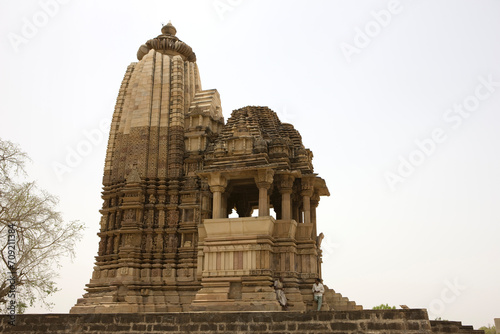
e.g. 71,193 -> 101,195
71,23 -> 347,313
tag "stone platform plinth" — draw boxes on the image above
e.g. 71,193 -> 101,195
191,217 -> 282,311
0,309 -> 474,334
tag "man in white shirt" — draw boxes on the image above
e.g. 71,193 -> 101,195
312,278 -> 325,311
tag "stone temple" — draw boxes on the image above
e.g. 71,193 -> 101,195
0,22 -> 480,334
71,22 -> 346,313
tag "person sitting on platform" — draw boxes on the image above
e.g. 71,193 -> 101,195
274,277 -> 288,310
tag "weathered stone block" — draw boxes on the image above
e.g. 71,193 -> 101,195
298,322 -> 330,331
249,323 -> 268,331
200,323 -> 218,331
131,323 -> 148,331
268,323 -> 287,331
330,321 -> 358,331
318,312 -> 334,321
408,321 -> 422,330
111,324 -> 133,331
347,310 -> 364,320
332,311 -> 348,320
179,323 -> 199,332
152,323 -> 179,331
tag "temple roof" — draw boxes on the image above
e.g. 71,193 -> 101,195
206,106 -> 315,173
219,106 -> 306,149
137,22 -> 196,62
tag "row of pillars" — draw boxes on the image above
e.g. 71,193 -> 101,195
206,170 -> 317,223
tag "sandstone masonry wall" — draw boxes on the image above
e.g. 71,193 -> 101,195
431,320 -> 485,334
1,310 -> 434,334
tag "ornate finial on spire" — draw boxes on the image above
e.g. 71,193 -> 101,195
161,21 -> 177,36
137,22 -> 196,62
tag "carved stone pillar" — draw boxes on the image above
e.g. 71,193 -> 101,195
206,173 -> 228,219
255,169 -> 274,217
301,177 -> 314,224
278,174 -> 295,221
257,183 -> 271,216
293,200 -> 301,222
221,192 -> 229,218
311,193 -> 320,238
302,194 -> 311,224
211,185 -> 225,219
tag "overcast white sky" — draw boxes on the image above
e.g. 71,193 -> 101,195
1,0 -> 499,328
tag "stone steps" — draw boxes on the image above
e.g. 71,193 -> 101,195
431,320 -> 485,334
323,286 -> 363,311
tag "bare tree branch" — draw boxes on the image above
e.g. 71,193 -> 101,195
0,138 -> 84,313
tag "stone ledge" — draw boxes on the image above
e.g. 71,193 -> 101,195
0,310 -> 483,334
0,309 -> 440,334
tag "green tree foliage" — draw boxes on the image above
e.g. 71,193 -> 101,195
372,303 -> 396,310
0,138 -> 84,313
479,325 -> 496,334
